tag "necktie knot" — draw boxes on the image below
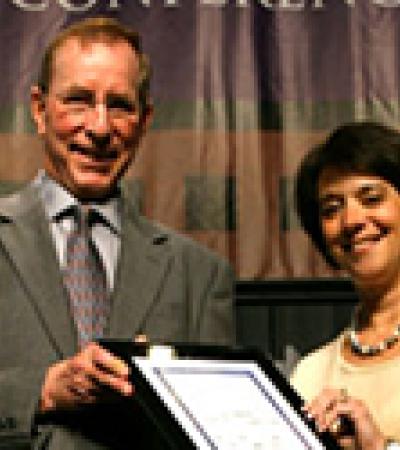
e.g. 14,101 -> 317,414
76,205 -> 89,232
74,205 -> 100,233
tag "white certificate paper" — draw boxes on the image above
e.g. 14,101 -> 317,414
132,356 -> 325,450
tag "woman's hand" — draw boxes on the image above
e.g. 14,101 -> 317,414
304,388 -> 385,450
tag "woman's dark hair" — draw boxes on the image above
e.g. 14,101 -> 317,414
295,121 -> 400,268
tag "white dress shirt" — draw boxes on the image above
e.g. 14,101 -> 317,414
34,171 -> 121,291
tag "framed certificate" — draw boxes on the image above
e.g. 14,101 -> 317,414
99,341 -> 339,450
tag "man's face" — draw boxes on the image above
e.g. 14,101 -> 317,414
31,37 -> 149,199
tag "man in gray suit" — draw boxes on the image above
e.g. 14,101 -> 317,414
0,17 -> 234,449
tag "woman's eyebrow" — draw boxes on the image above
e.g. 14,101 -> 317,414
318,192 -> 341,203
357,183 -> 381,194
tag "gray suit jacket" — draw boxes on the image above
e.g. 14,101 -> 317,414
0,183 -> 234,449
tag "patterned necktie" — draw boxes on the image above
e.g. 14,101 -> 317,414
63,206 -> 110,349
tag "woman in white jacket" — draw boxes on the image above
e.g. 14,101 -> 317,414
292,122 -> 400,450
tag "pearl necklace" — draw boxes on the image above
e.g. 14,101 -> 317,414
348,312 -> 400,356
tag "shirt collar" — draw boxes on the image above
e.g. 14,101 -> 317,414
34,170 -> 121,234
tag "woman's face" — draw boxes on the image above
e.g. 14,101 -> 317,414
318,169 -> 400,287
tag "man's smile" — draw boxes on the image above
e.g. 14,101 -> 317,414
69,143 -> 120,162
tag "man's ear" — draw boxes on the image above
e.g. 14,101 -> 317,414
140,103 -> 153,132
30,85 -> 47,135
133,103 -> 153,145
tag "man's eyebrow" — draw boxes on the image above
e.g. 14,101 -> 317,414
107,92 -> 133,100
107,92 -> 136,102
57,86 -> 93,97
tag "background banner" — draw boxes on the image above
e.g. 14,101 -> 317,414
2,0 -> 399,279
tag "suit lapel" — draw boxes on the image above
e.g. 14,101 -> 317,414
0,183 -> 175,349
0,185 -> 76,357
109,196 -> 174,338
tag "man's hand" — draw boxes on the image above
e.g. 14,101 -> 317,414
304,387 -> 385,450
40,342 -> 133,411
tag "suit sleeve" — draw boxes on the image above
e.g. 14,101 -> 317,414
0,365 -> 49,444
185,245 -> 235,345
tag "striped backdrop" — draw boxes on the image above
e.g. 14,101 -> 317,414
1,0 -> 400,279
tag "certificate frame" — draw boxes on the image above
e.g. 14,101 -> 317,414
99,340 -> 339,450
